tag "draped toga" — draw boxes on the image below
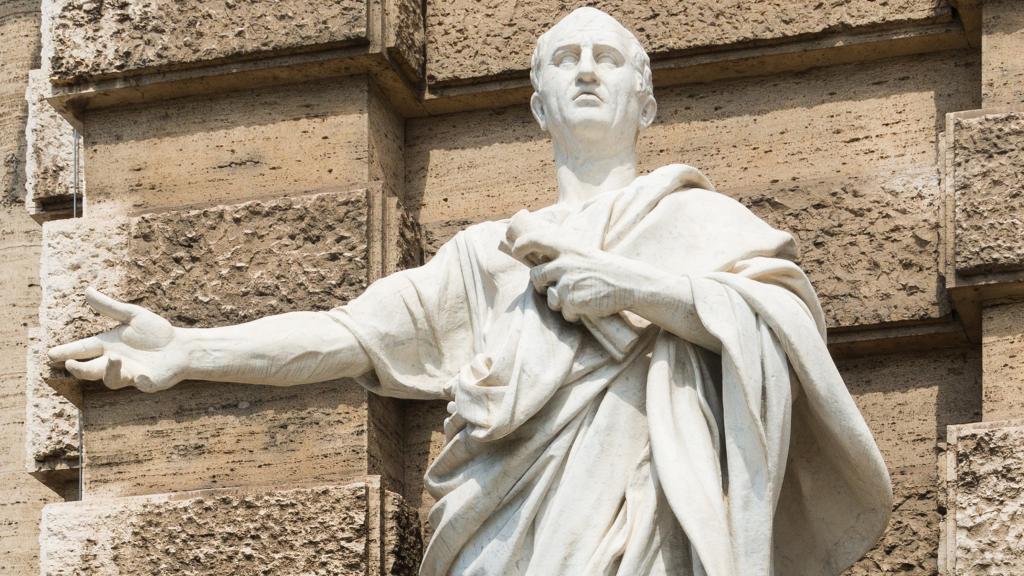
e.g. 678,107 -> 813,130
329,164 -> 892,576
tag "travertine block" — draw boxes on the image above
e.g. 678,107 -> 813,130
0,469 -> 64,575
410,52 -> 977,329
841,347 -> 981,574
82,78 -> 376,217
982,0 -> 1024,108
24,69 -> 80,216
41,481 -> 421,575
36,190 -> 408,497
982,301 -> 1024,422
385,0 -> 426,82
124,191 -> 369,328
944,420 -> 1024,575
49,0 -> 367,84
0,11 -> 41,205
81,378 -> 372,498
951,111 -> 1024,276
425,0 -> 953,85
25,330 -> 80,471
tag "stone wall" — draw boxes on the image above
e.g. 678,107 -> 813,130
0,0 -> 1021,574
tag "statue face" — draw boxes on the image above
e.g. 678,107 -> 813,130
531,18 -> 652,151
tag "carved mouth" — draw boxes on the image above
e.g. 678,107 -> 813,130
573,91 -> 602,103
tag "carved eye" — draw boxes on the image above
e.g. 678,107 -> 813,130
595,52 -> 617,66
554,50 -> 579,68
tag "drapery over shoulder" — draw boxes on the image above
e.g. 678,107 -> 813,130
331,164 -> 892,576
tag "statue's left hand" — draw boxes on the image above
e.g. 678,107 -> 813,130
509,219 -> 661,322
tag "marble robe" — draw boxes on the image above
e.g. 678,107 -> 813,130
330,164 -> 893,576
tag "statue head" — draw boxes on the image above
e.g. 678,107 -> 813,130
529,8 -> 656,156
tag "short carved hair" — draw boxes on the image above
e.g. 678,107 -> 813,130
529,8 -> 653,103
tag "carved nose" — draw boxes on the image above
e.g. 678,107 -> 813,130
576,50 -> 597,83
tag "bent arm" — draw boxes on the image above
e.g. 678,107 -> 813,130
629,272 -> 721,353
182,311 -> 371,386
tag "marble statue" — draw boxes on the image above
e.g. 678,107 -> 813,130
49,7 -> 893,575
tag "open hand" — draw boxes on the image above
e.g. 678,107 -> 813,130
47,288 -> 189,392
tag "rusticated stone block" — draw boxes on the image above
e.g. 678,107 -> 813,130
82,78 -> 375,217
24,69 -> 80,216
39,216 -> 128,360
124,191 -> 369,328
952,111 -> 1024,276
49,0 -> 367,84
40,481 -> 421,575
385,0 -> 425,82
944,420 -> 1024,575
409,51 -> 977,329
26,330 -> 80,471
425,0 -> 952,85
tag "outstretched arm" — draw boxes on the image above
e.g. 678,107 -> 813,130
48,288 -> 371,392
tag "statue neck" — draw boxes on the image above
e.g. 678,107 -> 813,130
553,141 -> 638,206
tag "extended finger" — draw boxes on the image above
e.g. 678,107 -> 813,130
85,287 -> 141,323
65,356 -> 108,381
48,336 -> 104,362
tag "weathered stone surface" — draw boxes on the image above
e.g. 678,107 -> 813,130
82,77 -> 374,217
26,330 -> 80,470
81,378 -> 372,498
841,348 -> 981,574
425,0 -> 953,85
124,190 -> 369,328
982,302 -> 1024,422
402,399 -> 446,538
0,470 -> 63,575
409,51 -> 978,329
41,482 -> 379,575
952,111 -> 1024,276
982,0 -> 1024,108
386,0 -> 425,82
946,420 -> 1024,575
49,0 -> 367,84
0,11 -> 40,205
24,68 -> 79,215
39,216 -> 128,357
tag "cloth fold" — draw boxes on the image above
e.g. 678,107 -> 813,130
332,164 -> 892,575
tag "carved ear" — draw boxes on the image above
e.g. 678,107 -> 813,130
640,96 -> 657,129
530,93 -> 547,131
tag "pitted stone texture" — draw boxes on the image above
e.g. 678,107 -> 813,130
82,78 -> 373,216
409,52 -> 977,329
953,112 -> 1024,276
49,0 -> 367,83
40,216 -> 128,360
25,69 -> 79,214
124,190 -> 369,328
841,347 -> 982,575
982,0 -> 1024,108
845,484 -> 941,576
41,483 -> 373,575
41,190 -> 368,354
425,0 -> 952,84
982,302 -> 1024,422
386,0 -> 425,82
948,420 -> 1024,575
741,170 -> 945,328
0,11 -> 40,205
26,331 -> 80,469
